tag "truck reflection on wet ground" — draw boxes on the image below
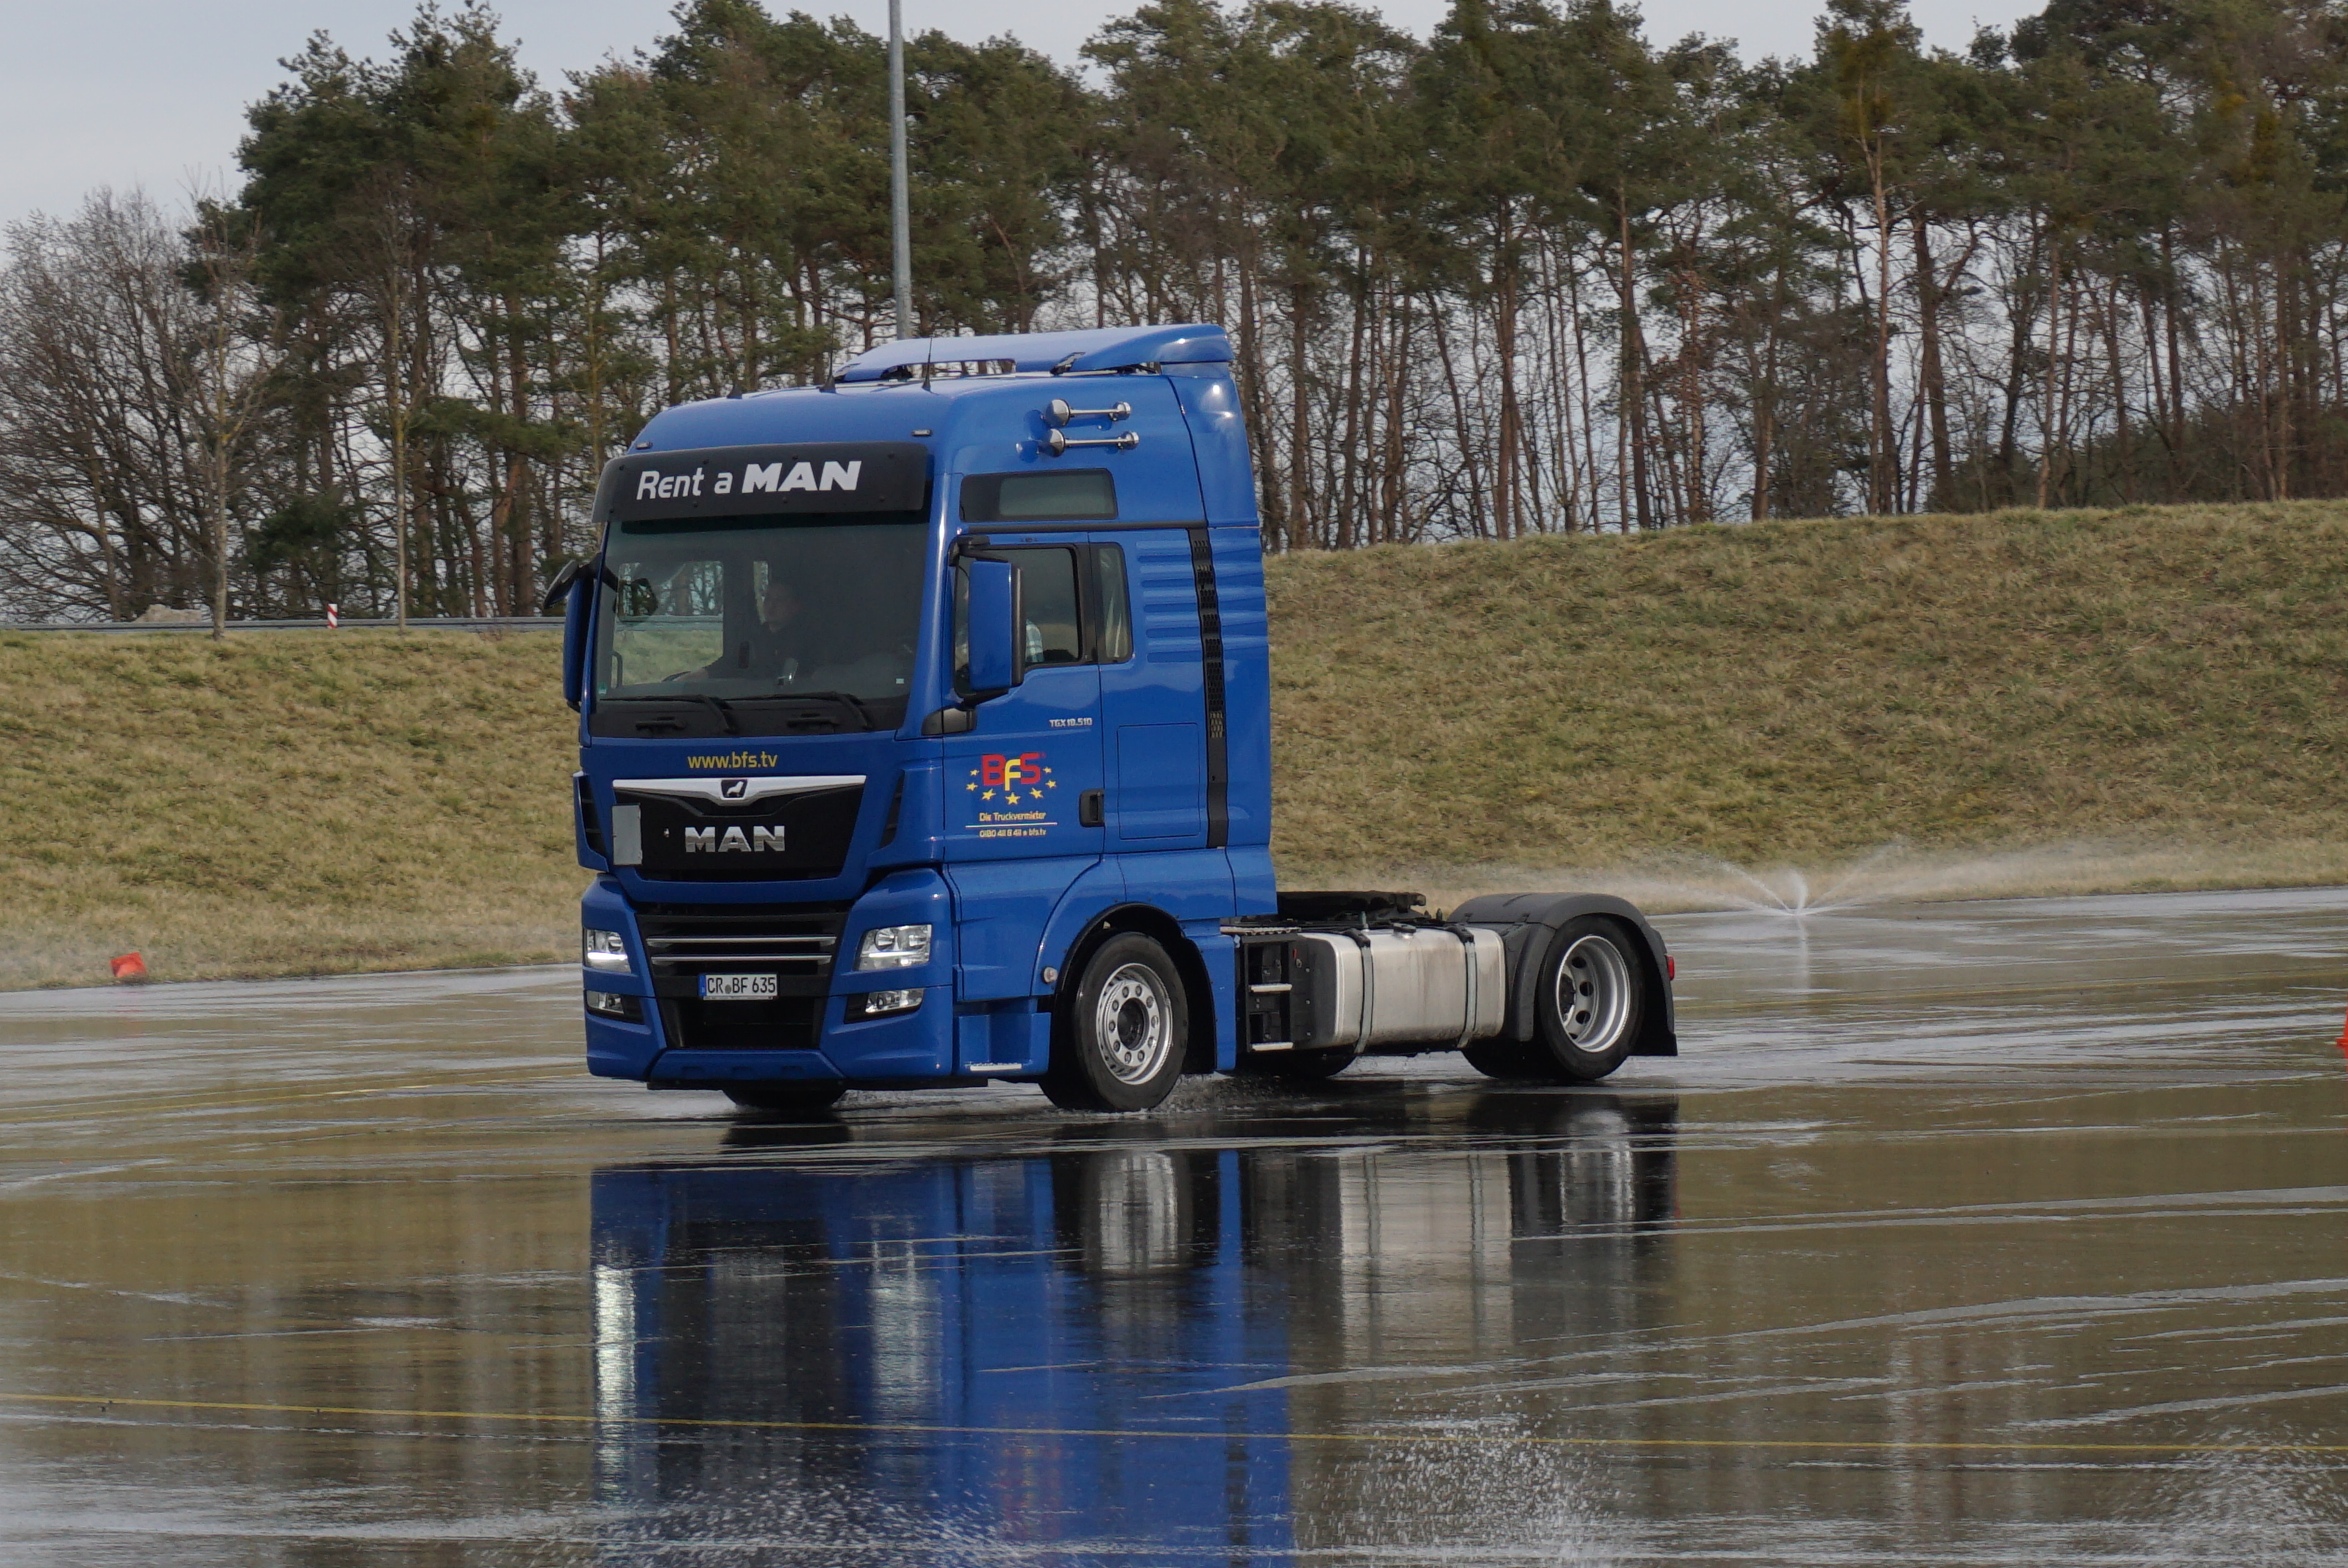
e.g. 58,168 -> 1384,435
591,1091 -> 1678,1562
4,886 -> 2348,1564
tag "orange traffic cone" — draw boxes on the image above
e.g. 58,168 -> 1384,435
110,952 -> 147,983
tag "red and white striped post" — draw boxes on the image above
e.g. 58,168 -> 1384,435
326,603 -> 339,630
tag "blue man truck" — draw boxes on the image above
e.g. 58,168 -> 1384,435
547,323 -> 1675,1113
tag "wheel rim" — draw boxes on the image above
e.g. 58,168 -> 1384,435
1093,963 -> 1175,1085
1553,934 -> 1634,1055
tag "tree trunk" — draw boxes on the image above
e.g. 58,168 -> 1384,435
1495,207 -> 1520,540
2036,237 -> 2062,510
1914,222 -> 1951,510
1289,280 -> 1312,547
1618,197 -> 1652,530
1869,152 -> 1896,514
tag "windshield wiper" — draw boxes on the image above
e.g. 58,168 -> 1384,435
682,693 -> 739,736
771,689 -> 874,729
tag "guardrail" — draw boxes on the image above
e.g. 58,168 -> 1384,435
3,616 -> 564,633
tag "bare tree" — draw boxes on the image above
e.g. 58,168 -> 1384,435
0,190 -> 208,620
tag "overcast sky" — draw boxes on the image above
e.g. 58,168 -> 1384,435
3,0 -> 2036,231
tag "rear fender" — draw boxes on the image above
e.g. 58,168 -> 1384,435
1450,892 -> 1677,1056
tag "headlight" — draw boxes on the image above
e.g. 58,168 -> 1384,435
856,924 -> 932,971
583,928 -> 632,973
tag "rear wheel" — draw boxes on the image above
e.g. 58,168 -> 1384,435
1042,933 -> 1189,1112
1531,917 -> 1645,1082
723,1081 -> 848,1115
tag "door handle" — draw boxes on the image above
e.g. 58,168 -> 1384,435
1078,789 -> 1104,828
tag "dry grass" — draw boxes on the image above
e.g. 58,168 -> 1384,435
7,498 -> 2347,989
0,630 -> 581,990
1269,499 -> 2348,891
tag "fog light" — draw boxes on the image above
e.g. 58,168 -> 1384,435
585,989 -> 642,1021
849,987 -> 922,1019
856,924 -> 932,971
583,928 -> 632,973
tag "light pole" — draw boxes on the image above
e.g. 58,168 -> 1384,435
888,0 -> 913,339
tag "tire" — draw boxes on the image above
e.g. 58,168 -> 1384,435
1244,1047 -> 1355,1082
723,1081 -> 848,1115
1042,933 -> 1190,1112
1461,1038 -> 1547,1080
1530,917 -> 1646,1083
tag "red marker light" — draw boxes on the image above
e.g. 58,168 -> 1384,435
1666,956 -> 1676,982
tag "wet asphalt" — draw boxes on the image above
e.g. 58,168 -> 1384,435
4,885 -> 2347,1565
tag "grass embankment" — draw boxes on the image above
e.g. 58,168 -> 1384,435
1270,499 -> 2348,904
5,499 -> 2346,989
0,631 -> 578,990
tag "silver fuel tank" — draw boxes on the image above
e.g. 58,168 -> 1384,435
1290,926 -> 1507,1053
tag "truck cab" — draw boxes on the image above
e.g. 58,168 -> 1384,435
555,324 -> 1674,1112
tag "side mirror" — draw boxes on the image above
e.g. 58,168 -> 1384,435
964,556 -> 1024,694
549,558 -> 596,711
540,557 -> 588,616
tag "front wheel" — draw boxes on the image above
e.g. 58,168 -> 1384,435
1042,933 -> 1190,1112
723,1081 -> 848,1115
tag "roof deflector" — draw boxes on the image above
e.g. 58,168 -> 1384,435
836,324 -> 1232,383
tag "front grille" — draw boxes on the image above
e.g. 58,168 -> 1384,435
645,930 -> 836,971
635,905 -> 849,989
636,906 -> 847,1050
658,996 -> 824,1051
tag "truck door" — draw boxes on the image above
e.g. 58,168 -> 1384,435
941,543 -> 1105,859
1098,527 -> 1209,849
940,543 -> 1108,1000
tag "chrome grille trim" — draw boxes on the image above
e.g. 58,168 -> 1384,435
633,905 -> 850,978
645,936 -> 835,971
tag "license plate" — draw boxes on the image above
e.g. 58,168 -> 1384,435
698,973 -> 777,1000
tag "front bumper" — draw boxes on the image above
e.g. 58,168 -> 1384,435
578,870 -> 1048,1086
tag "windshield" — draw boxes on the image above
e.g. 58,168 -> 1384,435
592,512 -> 925,737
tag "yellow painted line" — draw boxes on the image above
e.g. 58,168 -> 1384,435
5,1391 -> 2345,1458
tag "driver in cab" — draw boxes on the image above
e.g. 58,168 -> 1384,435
748,577 -> 816,683
693,576 -> 817,684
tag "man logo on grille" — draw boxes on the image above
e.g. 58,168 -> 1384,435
684,826 -> 786,852
720,778 -> 749,799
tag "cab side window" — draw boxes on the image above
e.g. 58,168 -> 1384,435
1015,548 -> 1083,666
954,543 -> 1132,688
1091,544 -> 1131,663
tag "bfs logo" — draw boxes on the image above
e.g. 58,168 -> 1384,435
967,751 -> 1055,804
